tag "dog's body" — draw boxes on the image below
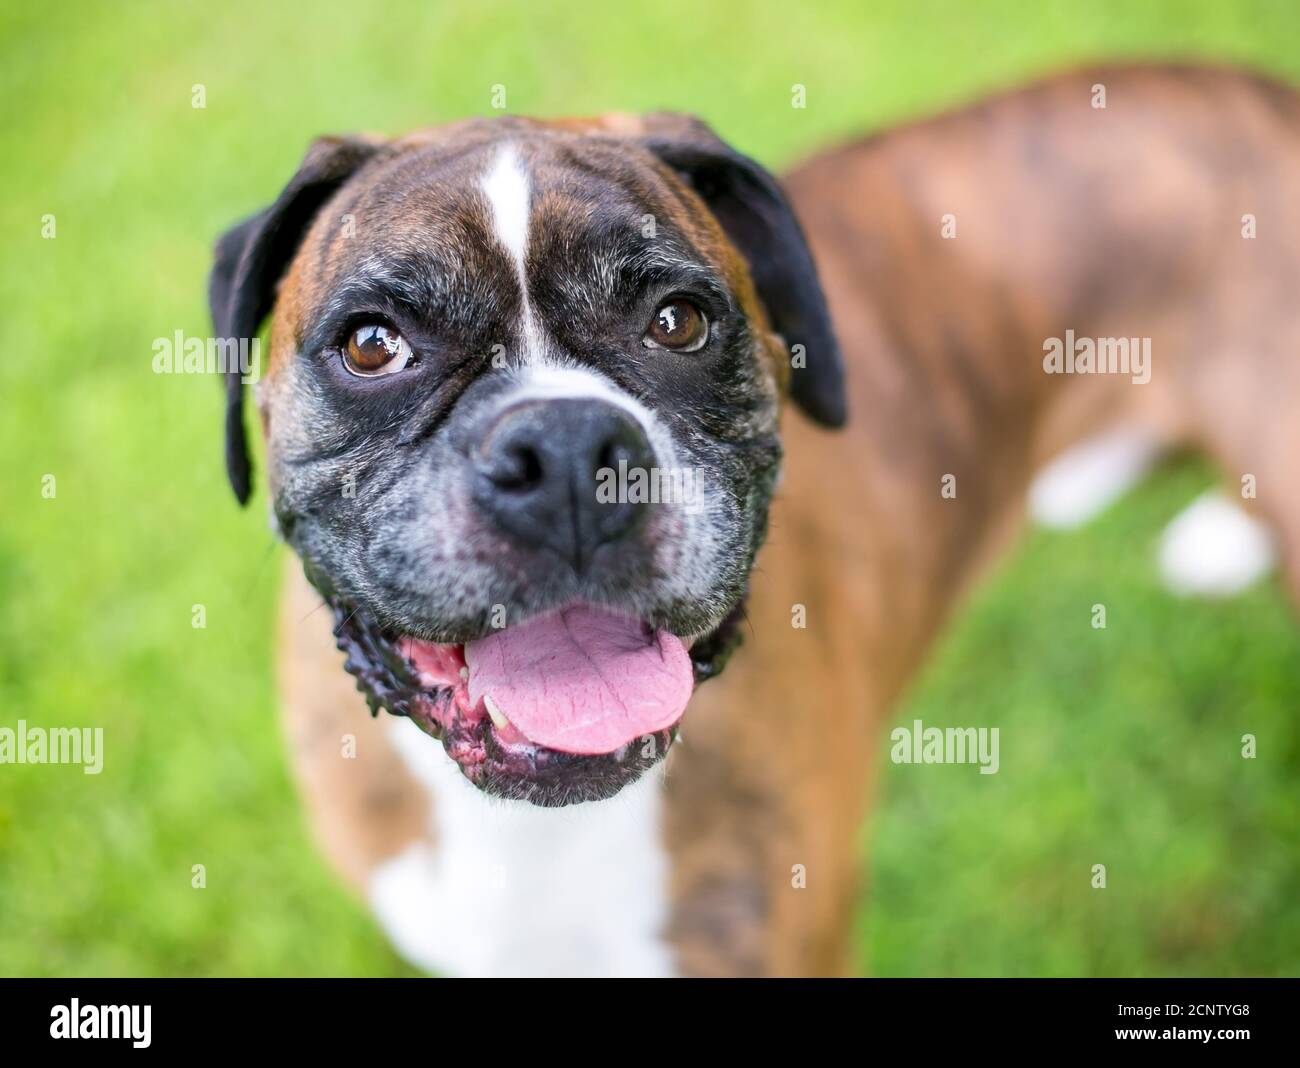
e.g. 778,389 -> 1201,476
223,64 -> 1300,976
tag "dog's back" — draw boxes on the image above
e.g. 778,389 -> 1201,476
784,63 -> 1300,611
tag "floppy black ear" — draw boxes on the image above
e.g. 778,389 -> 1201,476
640,118 -> 846,427
209,136 -> 385,504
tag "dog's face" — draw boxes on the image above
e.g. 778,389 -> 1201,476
211,115 -> 843,806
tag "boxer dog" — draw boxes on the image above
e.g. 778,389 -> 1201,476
210,63 -> 1300,976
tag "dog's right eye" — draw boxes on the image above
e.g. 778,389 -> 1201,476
343,324 -> 414,376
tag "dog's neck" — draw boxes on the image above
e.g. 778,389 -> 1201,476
662,287 -> 1121,975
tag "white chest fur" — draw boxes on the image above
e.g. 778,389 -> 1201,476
368,717 -> 676,977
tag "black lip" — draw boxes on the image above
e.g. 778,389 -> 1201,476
314,577 -> 747,806
412,698 -> 678,807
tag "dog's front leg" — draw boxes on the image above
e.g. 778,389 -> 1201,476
661,680 -> 873,978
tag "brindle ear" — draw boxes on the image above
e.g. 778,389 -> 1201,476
639,115 -> 846,428
209,136 -> 386,504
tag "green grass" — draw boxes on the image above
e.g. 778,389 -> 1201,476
867,462 -> 1300,976
1,0 -> 1298,975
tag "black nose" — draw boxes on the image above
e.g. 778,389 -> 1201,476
471,398 -> 655,571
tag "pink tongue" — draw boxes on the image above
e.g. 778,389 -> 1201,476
465,604 -> 693,755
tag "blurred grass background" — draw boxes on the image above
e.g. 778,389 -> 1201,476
1,0 -> 1298,976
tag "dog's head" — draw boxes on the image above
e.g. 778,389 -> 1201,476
210,114 -> 843,806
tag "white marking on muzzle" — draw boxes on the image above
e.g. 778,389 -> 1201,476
508,364 -> 659,438
493,362 -> 723,631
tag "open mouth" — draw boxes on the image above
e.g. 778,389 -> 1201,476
324,588 -> 746,806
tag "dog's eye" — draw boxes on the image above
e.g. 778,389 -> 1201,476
645,300 -> 708,352
343,324 -> 414,376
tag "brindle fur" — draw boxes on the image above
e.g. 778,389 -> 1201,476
213,114 -> 832,804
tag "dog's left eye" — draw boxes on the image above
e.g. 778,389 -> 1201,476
343,324 -> 414,376
645,299 -> 709,352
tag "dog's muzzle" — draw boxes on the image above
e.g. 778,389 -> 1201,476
471,397 -> 653,574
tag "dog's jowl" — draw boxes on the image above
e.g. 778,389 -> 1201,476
214,65 -> 1300,976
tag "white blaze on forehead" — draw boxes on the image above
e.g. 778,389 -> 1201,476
480,143 -> 531,271
480,143 -> 545,362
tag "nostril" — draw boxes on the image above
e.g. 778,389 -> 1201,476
503,444 -> 544,490
596,438 -> 631,475
594,424 -> 652,479
480,440 -> 544,491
